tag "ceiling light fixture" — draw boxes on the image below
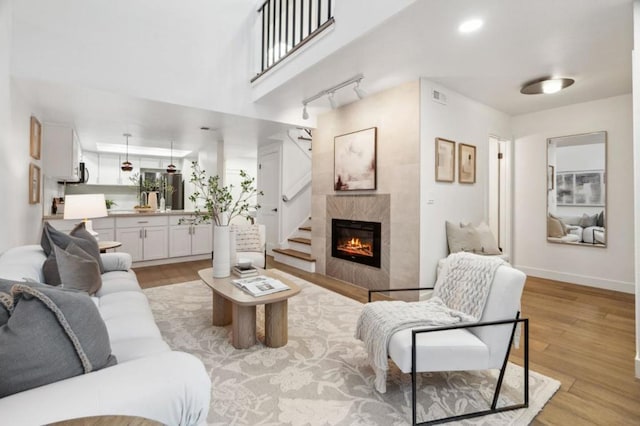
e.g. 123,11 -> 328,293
520,77 -> 575,95
166,140 -> 177,174
354,81 -> 365,99
458,18 -> 483,33
121,133 -> 133,172
328,92 -> 337,109
301,74 -> 364,120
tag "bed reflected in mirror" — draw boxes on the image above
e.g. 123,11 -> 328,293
547,131 -> 606,247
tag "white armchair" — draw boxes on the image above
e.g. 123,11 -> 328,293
233,223 -> 266,269
368,263 -> 528,425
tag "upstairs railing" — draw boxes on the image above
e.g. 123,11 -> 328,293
253,0 -> 335,80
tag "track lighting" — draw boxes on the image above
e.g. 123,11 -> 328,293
328,92 -> 337,109
354,80 -> 365,99
300,74 -> 364,120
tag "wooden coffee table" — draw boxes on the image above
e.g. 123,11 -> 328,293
198,268 -> 301,349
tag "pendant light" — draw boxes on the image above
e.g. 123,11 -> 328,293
166,140 -> 177,174
121,133 -> 133,172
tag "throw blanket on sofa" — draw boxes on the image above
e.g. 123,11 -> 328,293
355,252 -> 506,393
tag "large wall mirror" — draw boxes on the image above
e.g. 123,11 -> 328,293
547,131 -> 607,247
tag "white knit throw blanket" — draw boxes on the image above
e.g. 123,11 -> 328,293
355,252 -> 506,393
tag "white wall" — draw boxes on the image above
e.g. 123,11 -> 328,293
0,0 -> 43,254
419,78 -> 512,285
632,0 -> 640,378
512,94 -> 634,293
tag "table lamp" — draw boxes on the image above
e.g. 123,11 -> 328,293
63,194 -> 108,239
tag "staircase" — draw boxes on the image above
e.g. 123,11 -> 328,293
273,223 -> 316,272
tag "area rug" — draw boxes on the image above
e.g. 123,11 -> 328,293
144,270 -> 560,425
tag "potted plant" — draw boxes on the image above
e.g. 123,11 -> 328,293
105,199 -> 117,210
186,161 -> 262,277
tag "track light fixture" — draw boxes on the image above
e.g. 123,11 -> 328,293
328,92 -> 337,109
301,74 -> 364,120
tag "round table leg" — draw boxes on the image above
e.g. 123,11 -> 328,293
265,300 -> 288,348
211,292 -> 232,326
232,304 -> 257,349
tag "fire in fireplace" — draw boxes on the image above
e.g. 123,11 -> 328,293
331,219 -> 381,268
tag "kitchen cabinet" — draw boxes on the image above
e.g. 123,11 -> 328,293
115,216 -> 168,261
169,216 -> 212,257
82,151 -> 99,184
43,124 -> 82,180
98,153 -> 122,185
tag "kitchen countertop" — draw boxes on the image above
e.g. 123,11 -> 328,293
43,210 -> 201,220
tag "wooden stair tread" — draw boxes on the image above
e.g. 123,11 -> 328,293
298,226 -> 312,232
289,237 -> 311,245
273,248 -> 316,261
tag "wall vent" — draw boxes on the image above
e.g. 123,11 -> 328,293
432,89 -> 447,105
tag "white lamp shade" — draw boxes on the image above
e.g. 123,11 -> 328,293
63,194 -> 108,220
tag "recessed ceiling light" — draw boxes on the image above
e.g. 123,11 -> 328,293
520,77 -> 575,95
458,18 -> 483,33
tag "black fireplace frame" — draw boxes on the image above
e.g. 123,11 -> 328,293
331,218 -> 381,268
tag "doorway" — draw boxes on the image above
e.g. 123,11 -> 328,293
488,136 -> 512,256
257,143 -> 282,255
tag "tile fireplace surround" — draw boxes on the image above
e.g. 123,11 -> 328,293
324,194 -> 391,291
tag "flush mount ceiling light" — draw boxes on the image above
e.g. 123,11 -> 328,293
121,133 -> 133,172
301,74 -> 364,120
520,77 -> 575,95
458,18 -> 483,33
166,140 -> 177,174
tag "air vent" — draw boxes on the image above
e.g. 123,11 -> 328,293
432,89 -> 447,105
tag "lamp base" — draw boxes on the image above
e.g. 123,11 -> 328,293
83,219 -> 100,241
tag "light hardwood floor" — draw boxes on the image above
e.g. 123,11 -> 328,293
131,257 -> 640,425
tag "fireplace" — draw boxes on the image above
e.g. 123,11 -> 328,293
331,219 -> 381,268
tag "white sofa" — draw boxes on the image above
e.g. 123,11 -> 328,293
0,245 -> 211,425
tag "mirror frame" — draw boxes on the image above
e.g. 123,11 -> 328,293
546,131 -> 607,248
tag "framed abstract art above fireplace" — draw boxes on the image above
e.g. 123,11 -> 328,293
334,127 -> 377,191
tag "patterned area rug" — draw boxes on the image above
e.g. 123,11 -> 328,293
144,270 -> 559,425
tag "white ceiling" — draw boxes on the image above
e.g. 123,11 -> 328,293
10,0 -> 634,154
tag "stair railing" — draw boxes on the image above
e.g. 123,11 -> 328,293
253,0 -> 335,80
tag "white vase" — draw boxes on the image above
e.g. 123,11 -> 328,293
212,225 -> 231,278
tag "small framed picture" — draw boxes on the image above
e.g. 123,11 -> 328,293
29,163 -> 41,204
30,116 -> 42,160
458,143 -> 476,184
547,165 -> 555,191
435,138 -> 455,182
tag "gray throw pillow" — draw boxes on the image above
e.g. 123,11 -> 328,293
578,213 -> 597,227
0,279 -> 47,325
0,284 -> 116,398
41,222 -> 105,286
596,210 -> 605,227
54,243 -> 103,295
446,221 -> 481,253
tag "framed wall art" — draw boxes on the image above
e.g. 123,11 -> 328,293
435,138 -> 455,182
334,127 -> 377,191
30,116 -> 42,160
29,163 -> 41,204
458,143 -> 476,184
556,170 -> 604,206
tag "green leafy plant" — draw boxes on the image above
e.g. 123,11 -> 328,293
186,161 -> 262,226
105,199 -> 117,209
129,172 -> 156,206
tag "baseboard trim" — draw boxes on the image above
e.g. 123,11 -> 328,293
514,264 -> 635,294
132,253 -> 211,268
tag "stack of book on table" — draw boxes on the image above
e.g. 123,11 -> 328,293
232,265 -> 258,278
232,275 -> 290,297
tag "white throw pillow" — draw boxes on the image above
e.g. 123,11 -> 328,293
232,224 -> 263,252
446,221 -> 501,255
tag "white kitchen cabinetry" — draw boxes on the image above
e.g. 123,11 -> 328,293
115,216 -> 168,261
98,153 -> 122,185
43,124 -> 82,180
169,216 -> 212,258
